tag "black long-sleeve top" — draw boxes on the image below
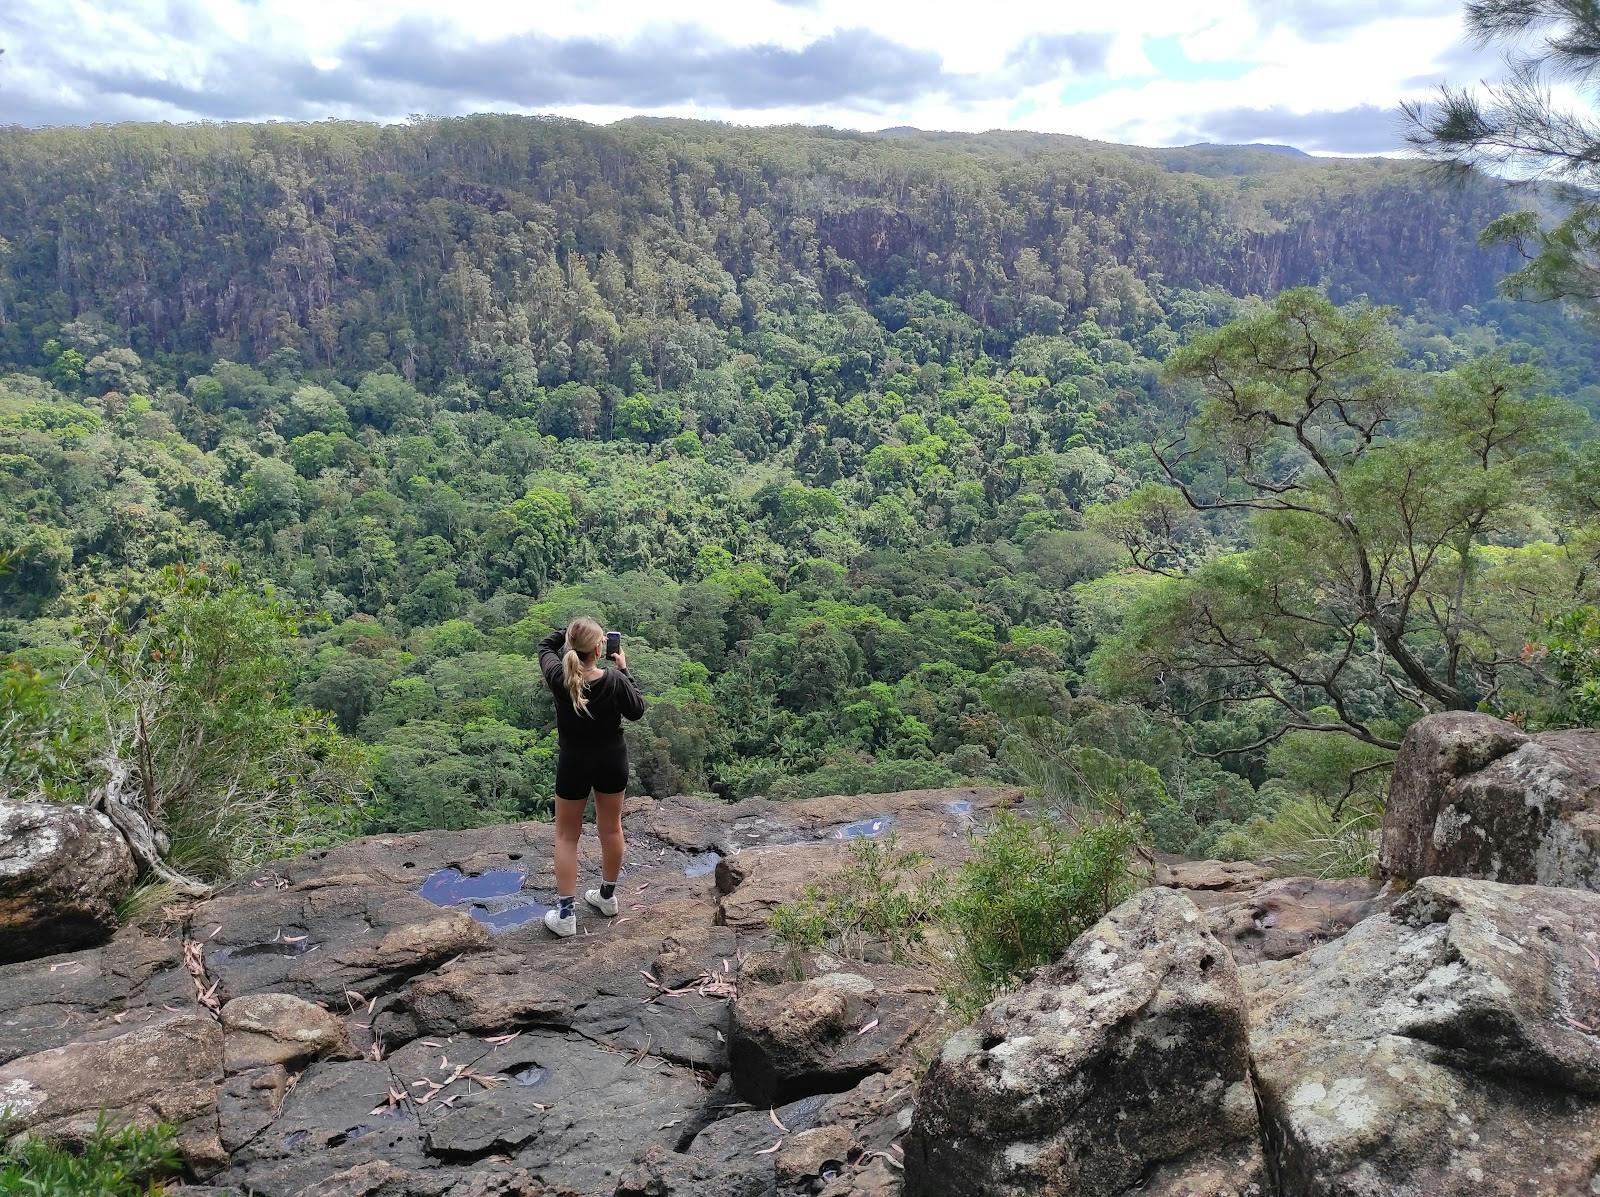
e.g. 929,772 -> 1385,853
538,629 -> 646,747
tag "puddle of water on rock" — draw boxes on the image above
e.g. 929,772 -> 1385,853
284,1131 -> 310,1150
507,1065 -> 548,1087
683,851 -> 721,878
946,800 -> 974,815
832,816 -> 893,840
418,867 -> 526,907
212,939 -> 315,962
468,901 -> 553,932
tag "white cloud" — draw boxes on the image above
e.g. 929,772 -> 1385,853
0,0 -> 1494,154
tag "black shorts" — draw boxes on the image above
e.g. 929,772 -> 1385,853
555,743 -> 629,801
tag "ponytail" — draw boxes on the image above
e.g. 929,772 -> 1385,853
560,616 -> 605,717
563,647 -> 591,717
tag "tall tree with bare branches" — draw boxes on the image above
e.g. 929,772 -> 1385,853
1094,289 -> 1591,751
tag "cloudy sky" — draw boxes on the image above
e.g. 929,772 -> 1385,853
1,0 -> 1505,153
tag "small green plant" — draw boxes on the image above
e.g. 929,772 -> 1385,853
1541,606 -> 1600,728
939,813 -> 1144,1019
0,1117 -> 179,1196
0,661 -> 79,800
770,836 -> 945,963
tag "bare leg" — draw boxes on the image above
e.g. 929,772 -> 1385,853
553,797 -> 585,898
593,789 -> 625,885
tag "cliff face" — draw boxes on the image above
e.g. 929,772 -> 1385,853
0,118 -> 1519,372
0,784 -> 1373,1196
3,722 -> 1597,1196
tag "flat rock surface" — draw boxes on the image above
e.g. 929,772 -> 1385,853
0,930 -> 188,1064
1201,876 -> 1393,966
0,787 -> 1019,1196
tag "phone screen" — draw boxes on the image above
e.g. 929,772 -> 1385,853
605,631 -> 621,658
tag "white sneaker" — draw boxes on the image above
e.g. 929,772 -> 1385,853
543,906 -> 576,938
585,887 -> 620,917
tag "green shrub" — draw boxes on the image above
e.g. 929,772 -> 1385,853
940,813 -> 1144,1019
0,1118 -> 179,1196
769,836 -> 945,963
0,661 -> 79,800
1543,606 -> 1600,728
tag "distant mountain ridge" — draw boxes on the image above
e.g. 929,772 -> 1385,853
0,114 -> 1524,377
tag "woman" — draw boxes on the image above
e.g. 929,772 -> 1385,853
537,617 -> 646,937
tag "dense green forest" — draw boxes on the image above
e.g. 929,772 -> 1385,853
0,117 -> 1595,887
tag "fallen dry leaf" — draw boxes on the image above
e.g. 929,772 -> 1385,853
755,1138 -> 783,1155
857,1018 -> 880,1036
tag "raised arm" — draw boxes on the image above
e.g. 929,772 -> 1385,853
537,628 -> 567,690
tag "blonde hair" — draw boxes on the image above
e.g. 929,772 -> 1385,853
563,616 -> 605,717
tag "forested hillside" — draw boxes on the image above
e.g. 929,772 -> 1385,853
0,116 -> 1595,892
0,117 -> 1530,379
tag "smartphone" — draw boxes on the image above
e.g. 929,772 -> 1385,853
605,631 -> 621,659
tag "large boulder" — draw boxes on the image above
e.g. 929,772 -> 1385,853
728,966 -> 939,1105
0,799 -> 136,964
903,887 -> 1262,1197
220,991 -> 359,1073
1248,875 -> 1600,1195
1379,711 -> 1600,888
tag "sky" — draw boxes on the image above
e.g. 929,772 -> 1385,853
0,0 -> 1509,154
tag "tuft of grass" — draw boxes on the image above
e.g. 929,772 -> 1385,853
769,836 -> 945,964
0,1117 -> 179,1197
769,812 -> 1148,1023
1254,798 -> 1380,879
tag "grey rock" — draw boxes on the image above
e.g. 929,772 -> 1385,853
0,799 -> 137,964
1250,875 -> 1600,1195
192,885 -> 489,1005
223,1059 -> 429,1195
728,967 -> 939,1106
903,888 -> 1257,1197
1202,876 -> 1394,965
394,900 -> 738,1072
1379,711 -> 1600,889
222,992 -> 359,1073
414,1031 -> 705,1196
0,930 -> 188,1065
0,1010 -> 225,1173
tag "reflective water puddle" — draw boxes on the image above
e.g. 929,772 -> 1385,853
419,866 -> 549,933
418,867 -> 526,906
684,851 -> 721,877
831,816 -> 894,840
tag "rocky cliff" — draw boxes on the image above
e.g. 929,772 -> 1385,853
1,715 -> 1597,1196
